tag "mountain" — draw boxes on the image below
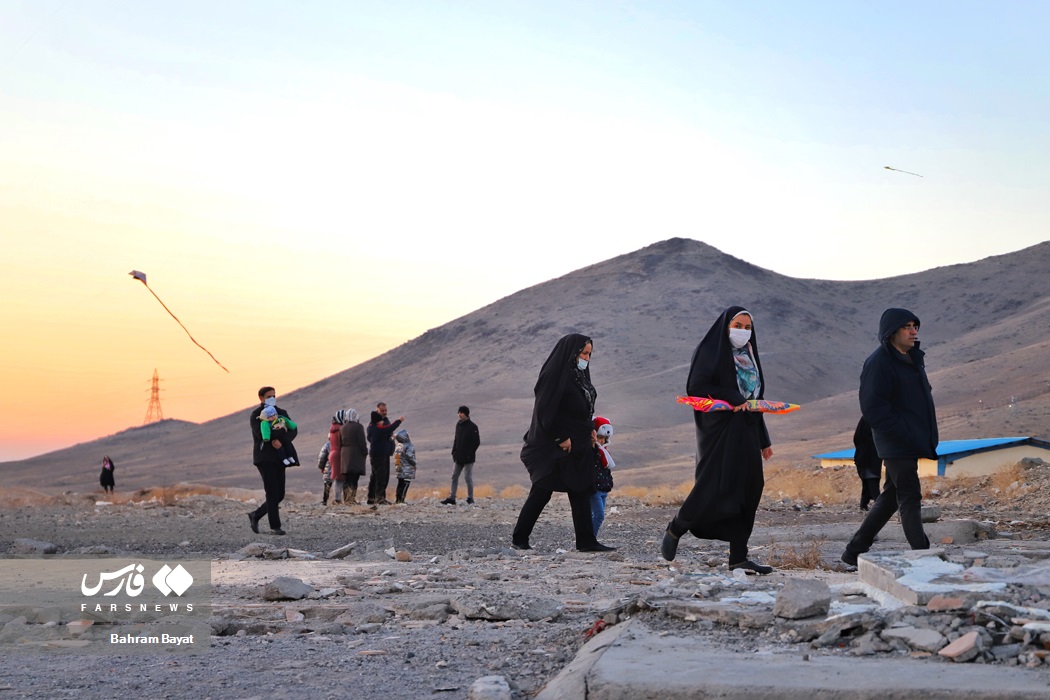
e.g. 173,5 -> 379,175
5,238 -> 1050,494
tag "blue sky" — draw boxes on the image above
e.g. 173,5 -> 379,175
2,1 -> 1048,459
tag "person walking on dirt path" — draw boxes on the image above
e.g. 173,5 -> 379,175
842,308 -> 937,567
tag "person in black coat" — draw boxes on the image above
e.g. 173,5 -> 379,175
366,402 -> 403,505
853,416 -> 882,511
99,455 -> 116,494
512,334 -> 614,552
248,386 -> 297,535
842,308 -> 936,566
442,405 -> 481,505
661,306 -> 774,574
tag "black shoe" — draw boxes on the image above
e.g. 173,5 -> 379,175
840,550 -> 858,567
270,528 -> 286,536
248,512 -> 260,534
511,540 -> 531,551
661,528 -> 680,561
578,543 -> 616,552
729,559 -> 774,575
441,497 -> 456,505
366,500 -> 376,505
466,498 -> 474,505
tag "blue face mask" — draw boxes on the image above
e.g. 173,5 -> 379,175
263,397 -> 277,407
577,359 -> 589,371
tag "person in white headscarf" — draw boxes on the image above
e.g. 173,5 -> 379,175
338,408 -> 368,504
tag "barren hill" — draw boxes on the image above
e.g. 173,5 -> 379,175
5,237 -> 1050,494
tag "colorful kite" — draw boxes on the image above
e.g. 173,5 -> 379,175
676,396 -> 800,414
129,270 -> 230,373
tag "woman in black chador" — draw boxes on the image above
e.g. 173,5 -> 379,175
661,306 -> 774,574
512,333 -> 615,552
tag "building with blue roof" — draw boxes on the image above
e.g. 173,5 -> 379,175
813,437 -> 1050,477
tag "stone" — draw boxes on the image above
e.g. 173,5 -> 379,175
66,620 -> 93,636
990,643 -> 1022,660
10,538 -> 57,555
237,542 -> 288,559
262,576 -> 315,601
921,505 -> 942,523
453,593 -> 563,622
773,579 -> 832,620
665,600 -> 775,630
881,626 -> 947,653
284,609 -> 305,623
327,542 -> 357,559
926,595 -> 967,612
357,539 -> 396,561
469,675 -> 512,700
395,550 -> 412,562
938,630 -> 981,662
334,602 -> 393,625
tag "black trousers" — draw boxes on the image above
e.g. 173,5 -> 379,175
512,482 -> 598,549
367,456 -> 391,502
845,458 -> 929,556
251,464 -> 286,530
395,479 -> 411,503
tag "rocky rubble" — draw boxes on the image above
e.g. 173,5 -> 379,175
3,480 -> 1050,698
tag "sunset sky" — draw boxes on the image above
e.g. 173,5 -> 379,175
3,1 -> 1049,461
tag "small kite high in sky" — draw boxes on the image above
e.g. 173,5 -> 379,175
884,166 -> 923,178
129,270 -> 230,373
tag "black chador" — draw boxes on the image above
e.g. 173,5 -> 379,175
664,306 -> 772,571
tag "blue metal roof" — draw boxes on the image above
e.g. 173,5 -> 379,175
812,437 -> 1048,460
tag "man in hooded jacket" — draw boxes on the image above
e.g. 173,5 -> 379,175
842,308 -> 937,566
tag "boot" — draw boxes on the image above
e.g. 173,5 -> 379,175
322,482 -> 330,506
347,486 -> 359,505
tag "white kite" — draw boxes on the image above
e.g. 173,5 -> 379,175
129,270 -> 230,373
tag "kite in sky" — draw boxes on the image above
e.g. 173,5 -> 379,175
884,166 -> 923,178
676,396 -> 800,414
129,270 -> 230,373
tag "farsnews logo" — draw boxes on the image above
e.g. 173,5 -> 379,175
81,563 -> 193,597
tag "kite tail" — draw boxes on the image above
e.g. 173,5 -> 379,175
145,285 -> 230,373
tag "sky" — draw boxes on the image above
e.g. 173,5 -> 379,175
2,1 -> 1049,461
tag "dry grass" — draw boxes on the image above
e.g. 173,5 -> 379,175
616,481 -> 694,505
767,535 -> 830,570
763,464 -> 856,506
0,483 -> 249,508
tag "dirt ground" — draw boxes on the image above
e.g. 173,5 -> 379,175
2,460 -> 1050,699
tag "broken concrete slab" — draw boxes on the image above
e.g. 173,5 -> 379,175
538,618 -> 1050,700
858,549 -> 1008,605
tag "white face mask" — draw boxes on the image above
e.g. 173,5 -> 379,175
263,396 -> 277,407
577,359 -> 589,371
728,328 -> 751,349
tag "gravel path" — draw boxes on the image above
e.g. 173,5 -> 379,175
2,490 -> 1047,699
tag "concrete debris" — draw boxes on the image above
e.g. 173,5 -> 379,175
773,578 -> 832,619
262,576 -> 315,601
469,675 -> 512,700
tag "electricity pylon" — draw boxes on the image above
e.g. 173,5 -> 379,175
143,369 -> 165,424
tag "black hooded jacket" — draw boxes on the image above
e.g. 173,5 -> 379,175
519,333 -> 597,491
859,308 -> 938,460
